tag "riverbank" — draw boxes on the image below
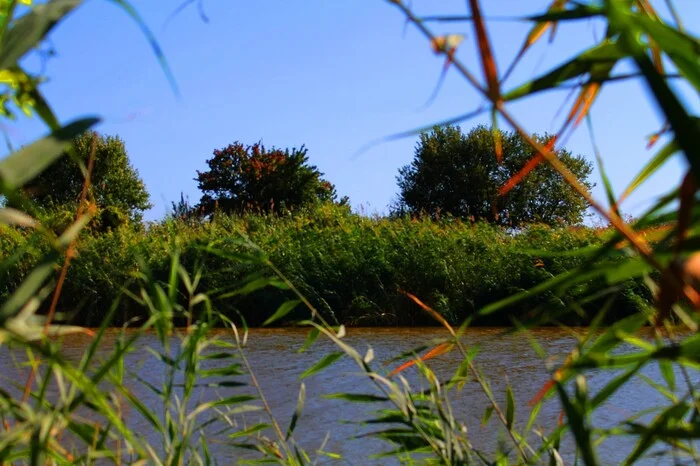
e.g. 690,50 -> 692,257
1,204 -> 652,327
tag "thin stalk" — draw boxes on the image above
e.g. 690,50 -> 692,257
403,291 -> 534,462
21,133 -> 98,403
679,372 -> 700,464
267,259 -> 478,461
663,0 -> 684,31
231,324 -> 294,462
388,0 -> 699,308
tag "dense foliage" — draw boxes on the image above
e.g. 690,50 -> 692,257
0,204 -> 651,327
1,0 -> 698,464
196,141 -> 345,215
395,125 -> 594,226
21,131 -> 151,222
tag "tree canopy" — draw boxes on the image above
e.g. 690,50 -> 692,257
196,141 -> 345,215
22,131 -> 151,222
394,125 -> 594,227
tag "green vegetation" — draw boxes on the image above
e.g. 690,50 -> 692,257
196,141 -> 346,216
19,131 -> 151,224
395,125 -> 594,226
0,0 -> 698,465
1,203 -> 652,327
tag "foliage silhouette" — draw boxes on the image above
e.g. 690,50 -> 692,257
196,141 -> 346,215
395,125 -> 594,227
21,131 -> 151,222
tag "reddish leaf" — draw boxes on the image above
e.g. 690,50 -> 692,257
528,379 -> 555,407
499,136 -> 557,197
389,342 -> 455,377
646,122 -> 669,149
402,290 -> 451,329
467,0 -> 500,100
501,0 -> 566,83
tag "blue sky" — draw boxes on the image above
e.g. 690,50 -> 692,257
8,0 -> 700,220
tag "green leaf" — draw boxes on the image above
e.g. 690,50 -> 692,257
116,385 -> 163,433
189,381 -> 246,388
591,361 -> 644,410
323,393 -> 388,403
556,380 -> 598,466
189,397 -> 260,419
0,118 -> 99,190
449,345 -> 479,389
300,352 -> 343,380
0,208 -> 37,227
201,434 -> 212,466
199,363 -> 245,378
620,140 -> 680,201
587,114 -> 618,213
525,401 -> 541,433
209,395 -> 257,408
481,406 -> 495,427
631,14 -> 700,93
677,333 -> 700,363
26,82 -> 60,131
298,326 -> 320,353
359,106 -> 487,152
479,266 -> 600,315
604,257 -> 653,284
638,374 -> 677,402
525,4 -> 604,22
286,383 -> 305,440
658,360 -> 676,392
200,351 -> 235,360
263,299 -> 301,326
56,214 -> 91,248
0,0 -> 84,69
228,423 -> 270,440
609,2 -> 700,181
218,275 -> 288,299
623,402 -> 691,465
0,259 -> 55,320
381,343 -> 432,365
504,41 -> 624,101
587,312 -> 648,355
505,385 -> 515,430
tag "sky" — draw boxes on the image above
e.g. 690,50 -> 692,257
8,0 -> 700,221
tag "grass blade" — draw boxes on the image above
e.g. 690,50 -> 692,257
263,299 -> 301,326
0,118 -> 99,190
0,0 -> 83,69
286,382 -> 305,440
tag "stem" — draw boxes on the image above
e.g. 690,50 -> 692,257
388,0 -> 699,306
232,326 -> 295,462
22,133 -> 97,403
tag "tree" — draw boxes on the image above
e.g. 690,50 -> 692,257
196,141 -> 346,215
23,131 -> 151,222
394,125 -> 594,227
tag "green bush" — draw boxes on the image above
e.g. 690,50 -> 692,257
0,203 -> 651,326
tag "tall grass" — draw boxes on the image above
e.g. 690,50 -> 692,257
2,205 -> 652,327
0,0 -> 698,464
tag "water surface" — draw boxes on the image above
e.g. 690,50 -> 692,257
1,327 -> 694,465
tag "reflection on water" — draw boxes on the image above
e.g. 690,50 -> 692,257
0,327 -> 695,465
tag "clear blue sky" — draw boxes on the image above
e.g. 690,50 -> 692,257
8,0 -> 700,220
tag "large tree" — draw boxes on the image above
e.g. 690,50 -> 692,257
23,131 -> 151,221
196,141 -> 344,215
395,125 -> 593,226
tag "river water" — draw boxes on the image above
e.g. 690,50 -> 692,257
1,327 -> 696,465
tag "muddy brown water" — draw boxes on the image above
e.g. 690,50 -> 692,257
0,327 -> 696,465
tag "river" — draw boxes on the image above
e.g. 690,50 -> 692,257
1,327 -> 696,465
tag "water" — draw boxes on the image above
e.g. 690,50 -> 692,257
1,327 -> 696,465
